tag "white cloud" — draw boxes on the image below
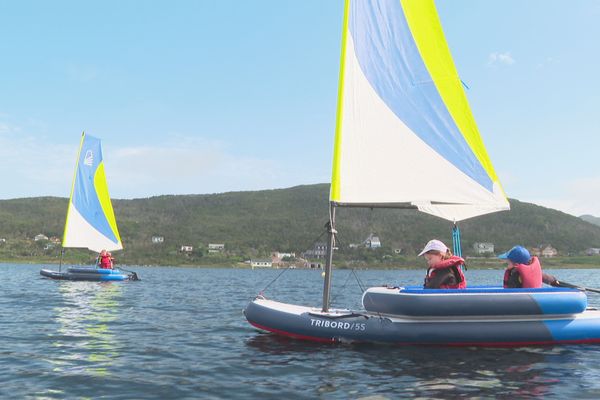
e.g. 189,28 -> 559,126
0,133 -> 290,199
105,136 -> 282,197
521,177 -> 600,217
488,52 -> 516,67
0,134 -> 75,198
0,120 -> 21,135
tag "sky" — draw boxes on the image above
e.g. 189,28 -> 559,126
1,1 -> 599,217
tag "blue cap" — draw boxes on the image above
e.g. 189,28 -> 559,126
498,246 -> 531,264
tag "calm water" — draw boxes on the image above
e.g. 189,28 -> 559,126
2,264 -> 600,399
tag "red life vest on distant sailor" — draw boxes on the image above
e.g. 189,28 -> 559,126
425,255 -> 467,289
503,256 -> 542,288
99,255 -> 113,269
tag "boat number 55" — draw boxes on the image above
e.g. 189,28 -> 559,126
310,319 -> 366,331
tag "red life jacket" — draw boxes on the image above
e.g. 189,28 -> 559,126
503,256 -> 542,288
425,255 -> 467,289
99,255 -> 113,269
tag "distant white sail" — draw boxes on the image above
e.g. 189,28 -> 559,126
330,0 -> 509,221
62,133 -> 123,252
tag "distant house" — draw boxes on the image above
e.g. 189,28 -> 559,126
536,245 -> 558,258
272,251 -> 295,259
271,252 -> 296,266
0,238 -> 6,244
208,243 -> 225,253
303,242 -> 327,259
364,234 -> 381,249
251,259 -> 272,269
180,245 -> 193,253
586,248 -> 600,256
49,236 -> 61,244
152,236 -> 164,244
304,261 -> 322,269
34,234 -> 48,242
473,242 -> 494,255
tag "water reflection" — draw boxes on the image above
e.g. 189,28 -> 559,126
51,282 -> 123,377
245,335 -> 590,398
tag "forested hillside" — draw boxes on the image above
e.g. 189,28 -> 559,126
1,184 -> 600,265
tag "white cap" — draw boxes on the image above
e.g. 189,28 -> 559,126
418,239 -> 448,256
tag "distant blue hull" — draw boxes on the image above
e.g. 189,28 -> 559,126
40,266 -> 134,281
244,287 -> 600,347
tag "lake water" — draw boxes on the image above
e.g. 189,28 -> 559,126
2,264 -> 600,399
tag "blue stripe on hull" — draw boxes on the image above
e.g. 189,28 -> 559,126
545,318 -> 600,342
40,268 -> 130,281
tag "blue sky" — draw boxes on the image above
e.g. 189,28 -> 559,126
1,1 -> 599,217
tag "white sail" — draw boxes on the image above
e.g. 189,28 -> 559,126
330,0 -> 509,221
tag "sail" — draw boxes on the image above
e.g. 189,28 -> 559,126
330,0 -> 509,222
62,133 -> 123,252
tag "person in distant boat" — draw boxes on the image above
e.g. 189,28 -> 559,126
499,245 -> 558,288
98,249 -> 114,269
419,239 -> 467,289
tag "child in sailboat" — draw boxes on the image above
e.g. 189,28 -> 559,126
499,245 -> 559,288
419,239 -> 467,289
98,249 -> 114,269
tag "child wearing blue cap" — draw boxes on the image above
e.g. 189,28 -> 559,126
499,246 -> 558,288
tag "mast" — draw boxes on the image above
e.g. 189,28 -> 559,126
322,0 -> 349,313
322,203 -> 336,312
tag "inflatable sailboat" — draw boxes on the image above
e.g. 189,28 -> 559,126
40,133 -> 138,281
244,0 -> 600,346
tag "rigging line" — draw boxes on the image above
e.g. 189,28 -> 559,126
313,229 -> 327,245
352,269 -> 366,293
305,225 -> 328,252
330,269 -> 354,306
259,267 -> 289,296
334,233 -> 345,249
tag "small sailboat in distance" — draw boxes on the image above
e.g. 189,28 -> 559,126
40,133 -> 139,281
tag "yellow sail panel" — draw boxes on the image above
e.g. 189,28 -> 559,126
400,0 -> 502,188
94,162 -> 122,246
329,0 -> 350,202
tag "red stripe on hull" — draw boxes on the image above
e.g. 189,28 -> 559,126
249,321 -> 338,343
248,321 -> 600,347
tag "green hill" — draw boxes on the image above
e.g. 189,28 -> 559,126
581,214 -> 600,227
1,183 -> 600,266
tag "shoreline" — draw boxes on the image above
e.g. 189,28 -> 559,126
2,258 -> 600,269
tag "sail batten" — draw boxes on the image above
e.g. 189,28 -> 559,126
329,0 -> 509,222
62,133 -> 122,252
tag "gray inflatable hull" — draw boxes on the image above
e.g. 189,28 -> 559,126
362,286 -> 587,316
244,297 -> 600,346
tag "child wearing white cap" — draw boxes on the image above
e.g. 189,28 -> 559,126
418,239 -> 467,289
